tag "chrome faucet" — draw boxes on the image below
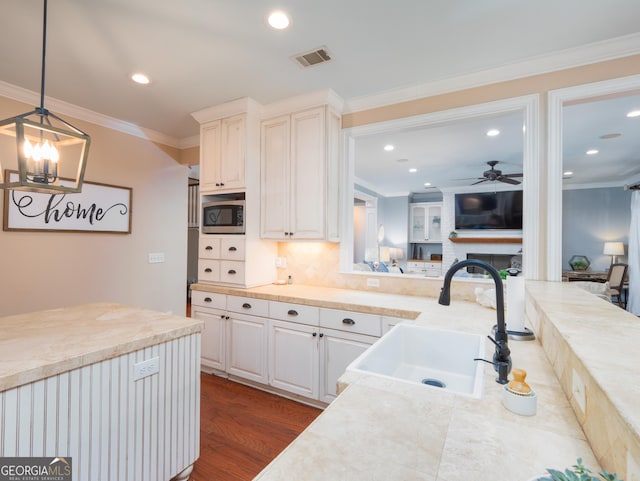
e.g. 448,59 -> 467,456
438,259 -> 512,384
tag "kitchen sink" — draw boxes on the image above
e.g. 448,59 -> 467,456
346,323 -> 485,398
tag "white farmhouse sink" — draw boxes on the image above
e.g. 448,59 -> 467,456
347,324 -> 485,399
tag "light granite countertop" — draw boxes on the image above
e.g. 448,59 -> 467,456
192,282 -> 612,480
0,302 -> 203,391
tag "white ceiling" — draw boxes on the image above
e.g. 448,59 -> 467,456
1,1 -> 640,190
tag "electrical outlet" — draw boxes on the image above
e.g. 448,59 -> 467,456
367,278 -> 380,287
148,252 -> 165,263
133,357 -> 160,381
275,257 -> 282,267
571,368 -> 586,415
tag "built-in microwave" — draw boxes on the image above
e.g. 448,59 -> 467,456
202,200 -> 245,234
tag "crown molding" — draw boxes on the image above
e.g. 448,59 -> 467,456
344,32 -> 640,114
0,80 -> 183,148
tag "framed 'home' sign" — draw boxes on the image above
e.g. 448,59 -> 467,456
3,171 -> 132,234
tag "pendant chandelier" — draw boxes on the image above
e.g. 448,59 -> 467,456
0,0 -> 90,193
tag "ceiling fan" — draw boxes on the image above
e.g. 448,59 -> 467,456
471,160 -> 523,185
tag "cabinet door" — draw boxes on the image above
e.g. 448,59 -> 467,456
426,204 -> 442,243
192,306 -> 227,372
319,330 -> 375,403
268,319 -> 318,399
261,115 -> 291,239
219,114 -> 246,190
410,204 -> 427,243
227,313 -> 267,384
200,120 -> 222,192
289,107 -> 325,240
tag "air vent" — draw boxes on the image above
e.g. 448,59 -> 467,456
292,47 -> 332,68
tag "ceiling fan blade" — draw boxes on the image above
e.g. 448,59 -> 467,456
471,179 -> 489,185
502,173 -> 523,178
498,177 -> 521,185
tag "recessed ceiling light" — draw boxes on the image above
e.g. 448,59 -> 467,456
409,168 -> 417,173
486,129 -> 500,137
424,182 -> 431,186
384,144 -> 394,151
268,11 -> 290,29
563,171 -> 574,176
131,73 -> 151,85
586,149 -> 599,155
626,109 -> 640,118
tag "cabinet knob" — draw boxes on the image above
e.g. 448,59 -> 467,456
204,268 -> 212,273
242,303 -> 252,309
204,297 -> 212,303
319,332 -> 324,338
228,246 -> 237,252
225,316 -> 230,320
287,309 -> 298,316
342,318 -> 355,325
220,314 -> 225,319
215,183 -> 220,187
228,269 -> 237,275
312,332 -> 317,337
205,245 -> 213,251
220,182 -> 225,186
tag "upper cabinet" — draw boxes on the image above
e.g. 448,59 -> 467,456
261,100 -> 341,241
200,114 -> 246,192
410,202 -> 442,243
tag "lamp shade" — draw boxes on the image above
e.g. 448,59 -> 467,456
603,242 -> 624,256
379,246 -> 391,263
389,247 -> 404,260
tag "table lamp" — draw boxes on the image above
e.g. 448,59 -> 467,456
603,242 -> 624,266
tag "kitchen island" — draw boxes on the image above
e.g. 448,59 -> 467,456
0,302 -> 203,481
193,281 -> 639,480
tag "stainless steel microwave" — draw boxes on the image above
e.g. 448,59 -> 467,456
202,200 -> 245,234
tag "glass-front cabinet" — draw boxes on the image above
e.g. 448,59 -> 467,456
410,202 -> 442,243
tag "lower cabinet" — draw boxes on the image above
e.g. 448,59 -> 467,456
268,319 -> 319,399
192,290 -> 384,404
319,329 -> 375,403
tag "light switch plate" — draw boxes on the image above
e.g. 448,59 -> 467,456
367,278 -> 380,287
148,252 -> 165,263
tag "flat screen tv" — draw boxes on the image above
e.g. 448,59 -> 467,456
454,190 -> 523,230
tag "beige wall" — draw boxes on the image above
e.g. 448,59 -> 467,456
277,54 -> 640,291
0,95 -> 189,317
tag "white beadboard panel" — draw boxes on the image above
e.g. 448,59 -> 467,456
0,333 -> 200,481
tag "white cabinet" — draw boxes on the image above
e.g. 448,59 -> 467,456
268,319 -> 319,399
267,303 -> 380,403
197,235 -> 246,286
405,261 -> 442,277
191,290 -> 228,372
226,297 -> 269,384
410,202 -> 442,243
319,329 -> 375,403
261,105 -> 341,241
200,114 -> 246,192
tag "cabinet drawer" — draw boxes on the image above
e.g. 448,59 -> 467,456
198,260 -> 220,282
269,301 -> 319,326
219,261 -> 245,284
227,295 -> 269,317
199,237 -> 221,259
406,261 -> 425,269
220,238 -> 245,260
320,309 -> 382,337
191,290 -> 227,309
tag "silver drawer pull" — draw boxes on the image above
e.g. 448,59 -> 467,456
228,269 -> 237,275
228,246 -> 237,252
204,268 -> 212,273
242,303 -> 252,309
342,318 -> 356,325
287,309 -> 298,316
205,245 -> 213,251
204,297 -> 212,303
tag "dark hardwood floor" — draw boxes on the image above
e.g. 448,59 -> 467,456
191,373 -> 322,481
